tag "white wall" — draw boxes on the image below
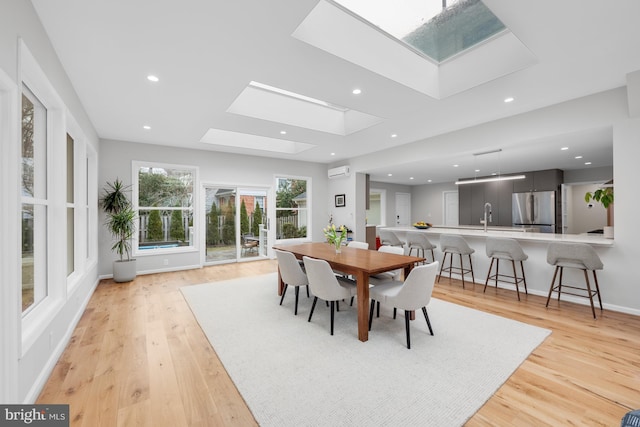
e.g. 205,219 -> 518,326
567,183 -> 608,234
0,0 -> 100,403
411,182 -> 458,225
99,139 -> 328,276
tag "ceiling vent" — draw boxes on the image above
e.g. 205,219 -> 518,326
328,165 -> 350,179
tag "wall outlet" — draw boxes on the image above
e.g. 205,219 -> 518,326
163,259 -> 169,266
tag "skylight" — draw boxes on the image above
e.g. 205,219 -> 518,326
227,81 -> 383,135
332,0 -> 506,62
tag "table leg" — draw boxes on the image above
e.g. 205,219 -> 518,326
277,266 -> 284,296
355,271 -> 370,342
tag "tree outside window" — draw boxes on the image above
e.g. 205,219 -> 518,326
275,177 -> 308,240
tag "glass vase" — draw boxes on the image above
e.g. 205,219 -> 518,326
334,240 -> 342,254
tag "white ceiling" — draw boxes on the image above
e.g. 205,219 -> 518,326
31,0 -> 638,185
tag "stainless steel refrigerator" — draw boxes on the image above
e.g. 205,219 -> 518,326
512,191 -> 556,233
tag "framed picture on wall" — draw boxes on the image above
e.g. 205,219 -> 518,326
335,194 -> 345,207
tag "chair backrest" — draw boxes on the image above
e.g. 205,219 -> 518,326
390,261 -> 439,311
546,242 -> 603,270
378,245 -> 404,256
406,231 -> 435,249
275,250 -> 308,286
379,229 -> 403,247
347,241 -> 369,250
376,245 -> 404,278
485,237 -> 527,262
440,234 -> 473,255
303,256 -> 352,301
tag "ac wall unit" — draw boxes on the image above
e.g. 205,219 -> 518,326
328,165 -> 350,179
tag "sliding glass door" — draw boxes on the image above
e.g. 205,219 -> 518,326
204,185 -> 269,264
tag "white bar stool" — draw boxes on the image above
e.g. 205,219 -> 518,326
483,237 -> 528,300
545,242 -> 604,318
406,231 -> 436,263
437,234 -> 475,288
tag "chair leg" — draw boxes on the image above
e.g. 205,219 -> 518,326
512,260 -> 520,301
593,271 -> 603,310
393,308 -> 397,319
405,311 -> 411,349
558,267 -> 564,301
330,301 -> 335,335
308,297 -> 318,322
350,296 -> 354,306
369,299 -> 375,331
521,261 -> 528,294
294,286 -> 300,315
469,254 -> 475,284
376,301 -> 380,318
459,254 -> 465,289
437,252 -> 447,283
583,270 -> 597,319
306,285 -> 310,298
546,266 -> 559,307
422,307 -> 433,335
336,301 -> 340,312
430,249 -> 435,264
279,284 -> 288,306
484,258 -> 495,292
494,259 -> 499,289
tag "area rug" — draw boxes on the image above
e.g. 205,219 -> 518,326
181,273 -> 550,427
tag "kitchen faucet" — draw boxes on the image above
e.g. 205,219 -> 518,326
482,202 -> 492,232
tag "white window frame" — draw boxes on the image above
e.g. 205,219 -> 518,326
132,161 -> 199,256
273,175 -> 312,244
19,40 -> 67,353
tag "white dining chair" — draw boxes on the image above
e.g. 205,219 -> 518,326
347,240 -> 369,250
303,256 -> 357,335
368,261 -> 439,349
378,229 -> 404,248
275,249 -> 309,315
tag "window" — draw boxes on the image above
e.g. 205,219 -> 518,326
66,133 -> 75,277
275,177 -> 309,240
21,84 -> 48,313
135,163 -> 197,252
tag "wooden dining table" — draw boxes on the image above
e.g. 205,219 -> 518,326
272,242 -> 424,342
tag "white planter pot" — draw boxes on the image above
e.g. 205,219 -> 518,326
113,259 -> 137,282
603,226 -> 614,239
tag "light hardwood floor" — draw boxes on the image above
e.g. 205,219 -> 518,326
37,260 -> 640,426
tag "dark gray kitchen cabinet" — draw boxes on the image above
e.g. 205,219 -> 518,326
458,184 -> 472,225
513,169 -> 563,192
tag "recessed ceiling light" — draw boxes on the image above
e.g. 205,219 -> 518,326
352,88 -> 362,95
409,177 -> 414,180
143,125 -> 151,130
330,152 -> 336,156
561,147 -> 569,151
585,162 -> 592,165
387,173 -> 393,177
427,179 -> 432,183
147,75 -> 159,82
453,164 -> 459,168
391,134 -> 397,138
280,130 -> 287,135
575,155 -> 583,159
504,97 -> 514,103
475,169 -> 480,173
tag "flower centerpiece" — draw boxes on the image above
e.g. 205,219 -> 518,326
323,224 -> 347,253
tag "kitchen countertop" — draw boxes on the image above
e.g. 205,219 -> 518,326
383,226 -> 614,247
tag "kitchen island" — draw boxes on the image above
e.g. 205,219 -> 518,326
380,226 -> 614,311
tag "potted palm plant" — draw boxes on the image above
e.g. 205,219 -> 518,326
584,185 -> 614,238
100,178 -> 137,281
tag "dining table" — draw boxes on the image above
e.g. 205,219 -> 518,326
272,242 -> 424,342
